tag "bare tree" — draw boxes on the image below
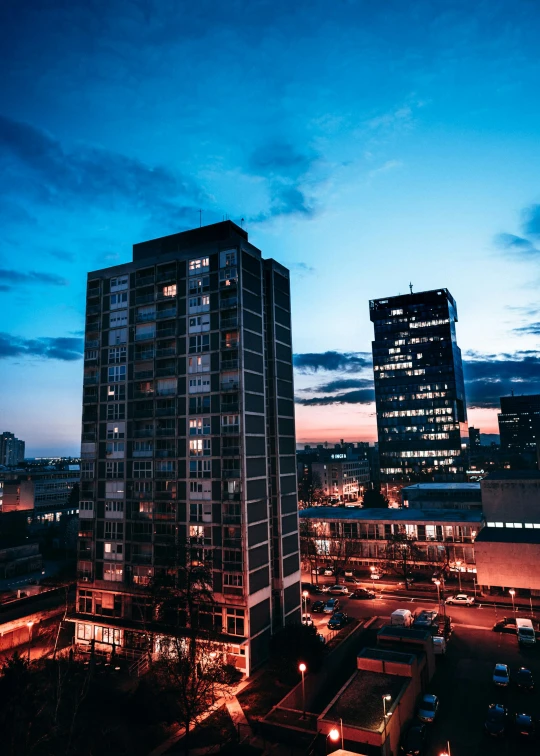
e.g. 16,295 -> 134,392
298,470 -> 325,508
383,531 -> 424,590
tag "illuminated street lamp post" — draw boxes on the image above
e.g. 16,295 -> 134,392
382,694 -> 391,754
455,560 -> 462,592
302,590 -> 309,615
26,620 -> 34,661
509,589 -> 516,617
299,663 -> 307,719
440,740 -> 452,756
370,566 -> 376,592
327,722 -> 343,753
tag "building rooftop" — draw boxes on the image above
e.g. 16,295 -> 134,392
377,625 -> 433,641
357,647 -> 417,665
402,483 -> 480,491
484,471 -> 540,481
323,669 -> 408,731
299,507 -> 484,524
475,527 -> 540,544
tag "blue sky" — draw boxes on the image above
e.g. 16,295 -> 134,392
1,0 -> 540,455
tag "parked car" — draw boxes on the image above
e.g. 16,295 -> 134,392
493,617 -> 517,633
350,588 -> 376,600
399,723 -> 427,755
301,613 -> 313,627
445,594 -> 475,606
514,713 -> 535,738
485,703 -> 508,737
344,570 -> 355,577
417,693 -> 439,723
323,568 -> 334,576
413,610 -> 439,629
344,576 -> 360,585
328,612 -> 349,630
329,585 -> 349,595
323,598 -> 340,613
493,663 -> 510,687
317,633 -> 326,645
515,667 -> 535,691
311,600 -> 326,614
432,636 -> 447,655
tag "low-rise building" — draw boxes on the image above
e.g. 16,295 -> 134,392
0,467 -> 79,524
401,482 -> 481,510
312,457 -> 370,502
299,506 -> 483,574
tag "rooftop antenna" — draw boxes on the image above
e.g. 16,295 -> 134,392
199,209 -> 202,228
240,217 -> 245,229
409,282 -> 413,294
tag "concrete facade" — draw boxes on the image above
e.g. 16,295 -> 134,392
481,472 -> 540,524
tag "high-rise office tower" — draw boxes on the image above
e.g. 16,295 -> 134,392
369,288 -> 467,482
498,394 -> 540,455
0,432 -> 25,466
76,221 -> 300,675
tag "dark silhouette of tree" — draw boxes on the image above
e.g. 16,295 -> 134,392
362,488 -> 389,508
298,470 -> 325,508
384,531 -> 423,589
269,623 -> 326,683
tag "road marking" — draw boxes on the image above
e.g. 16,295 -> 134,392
453,623 -> 491,631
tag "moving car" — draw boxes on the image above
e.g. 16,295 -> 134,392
484,703 -> 507,737
514,713 -> 535,738
445,594 -> 475,606
311,600 -> 326,614
301,613 -> 313,627
515,667 -> 534,691
493,663 -> 510,687
350,588 -> 376,600
493,617 -> 517,633
328,611 -> 349,630
417,693 -> 439,723
323,598 -> 340,613
399,723 -> 427,755
329,585 -> 349,595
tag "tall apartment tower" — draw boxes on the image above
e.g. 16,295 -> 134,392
76,221 -> 301,675
369,288 -> 467,482
498,394 -> 540,455
0,432 -> 25,466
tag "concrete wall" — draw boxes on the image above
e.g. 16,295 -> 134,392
481,479 -> 540,523
475,540 -> 540,591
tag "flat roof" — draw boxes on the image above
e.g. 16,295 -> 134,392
402,483 -> 480,491
377,625 -> 432,641
475,527 -> 540,544
299,507 -> 484,524
484,471 -> 540,481
358,647 -> 417,665
323,670 -> 408,731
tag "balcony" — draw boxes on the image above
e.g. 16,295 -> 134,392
220,317 -> 238,329
87,286 -> 100,298
83,390 -> 98,403
87,304 -> 101,315
221,381 -> 239,392
156,448 -> 175,458
134,369 -> 154,380
222,492 -> 241,501
223,585 -> 244,597
221,402 -> 239,413
156,427 -> 175,437
154,491 -> 177,500
135,349 -> 155,360
136,297 -> 155,310
223,538 -> 242,549
83,374 -> 99,385
155,406 -> 175,417
156,327 -> 176,338
156,347 -> 176,358
155,469 -> 176,479
222,446 -> 240,457
223,514 -> 241,525
134,389 -> 154,399
77,572 -> 94,582
220,297 -> 238,310
157,308 -> 176,320
157,388 -> 176,397
134,408 -> 153,419
221,359 -> 239,371
78,548 -> 93,559
133,450 -> 153,457
131,553 -> 153,565
221,425 -> 240,435
156,270 -> 176,283
135,331 -> 156,342
134,429 -> 154,438
82,432 -> 96,442
156,366 -> 176,377
85,339 -> 100,349
136,312 -> 156,323
222,469 -> 241,479
136,275 -> 155,287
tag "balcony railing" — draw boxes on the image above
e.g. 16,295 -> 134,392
156,327 -> 176,338
83,375 -> 99,384
220,318 -> 238,329
134,390 -> 154,399
87,304 -> 101,315
136,275 -> 155,287
223,514 -> 242,525
156,449 -> 175,458
135,349 -> 155,360
81,432 -> 96,442
85,339 -> 100,349
133,450 -> 153,457
221,360 -> 239,371
136,313 -> 156,323
87,287 -> 100,298
156,347 -> 176,358
223,538 -> 242,548
135,332 -> 156,342
223,585 -> 244,596
134,370 -> 154,380
156,366 -> 176,377
222,446 -> 240,457
221,425 -> 240,435
157,309 -> 176,319
156,427 -> 175,436
131,554 -> 153,564
134,429 -> 154,438
134,409 -> 153,418
221,402 -> 239,413
155,470 -> 176,479
156,270 -> 176,283
155,406 -> 175,416
135,294 -> 155,305
220,297 -> 238,310
154,491 -> 177,500
222,469 -> 241,479
221,381 -> 239,392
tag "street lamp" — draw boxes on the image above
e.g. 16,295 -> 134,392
26,620 -> 34,661
299,662 -> 307,719
434,579 -> 441,611
455,560 -> 462,592
382,694 -> 391,754
370,566 -> 376,592
302,590 -> 309,615
509,588 -> 516,616
327,727 -> 340,753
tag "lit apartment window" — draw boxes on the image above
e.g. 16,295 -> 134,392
189,418 -> 210,435
104,542 -> 123,560
162,284 -> 177,297
103,563 -> 123,582
107,385 -> 126,401
220,250 -> 236,268
188,276 -> 210,294
189,438 -> 211,456
188,355 -> 210,373
107,422 -> 125,439
189,257 -> 210,274
188,295 -> 210,313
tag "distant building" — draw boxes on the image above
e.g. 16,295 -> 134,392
0,467 -> 79,523
0,432 -> 25,467
370,288 -> 467,483
468,427 -> 481,451
297,445 -> 371,503
498,394 -> 540,456
402,482 -> 482,510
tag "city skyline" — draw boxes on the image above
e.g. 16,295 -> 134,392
2,1 -> 540,455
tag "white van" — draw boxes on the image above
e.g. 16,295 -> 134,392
516,617 -> 536,646
391,609 -> 413,627
432,636 -> 447,655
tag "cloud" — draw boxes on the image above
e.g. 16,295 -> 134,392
288,261 -> 315,277
0,268 -> 69,290
0,114 -> 203,228
523,204 -> 540,237
296,388 -> 375,406
368,159 -> 403,178
250,142 -> 317,179
513,322 -> 540,336
0,333 -> 84,361
312,378 -> 374,392
463,351 -> 540,408
494,232 -> 539,256
48,249 -> 76,262
294,351 -> 372,373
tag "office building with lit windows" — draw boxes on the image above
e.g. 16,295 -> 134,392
369,288 -> 467,482
74,221 -> 300,675
498,394 -> 540,455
